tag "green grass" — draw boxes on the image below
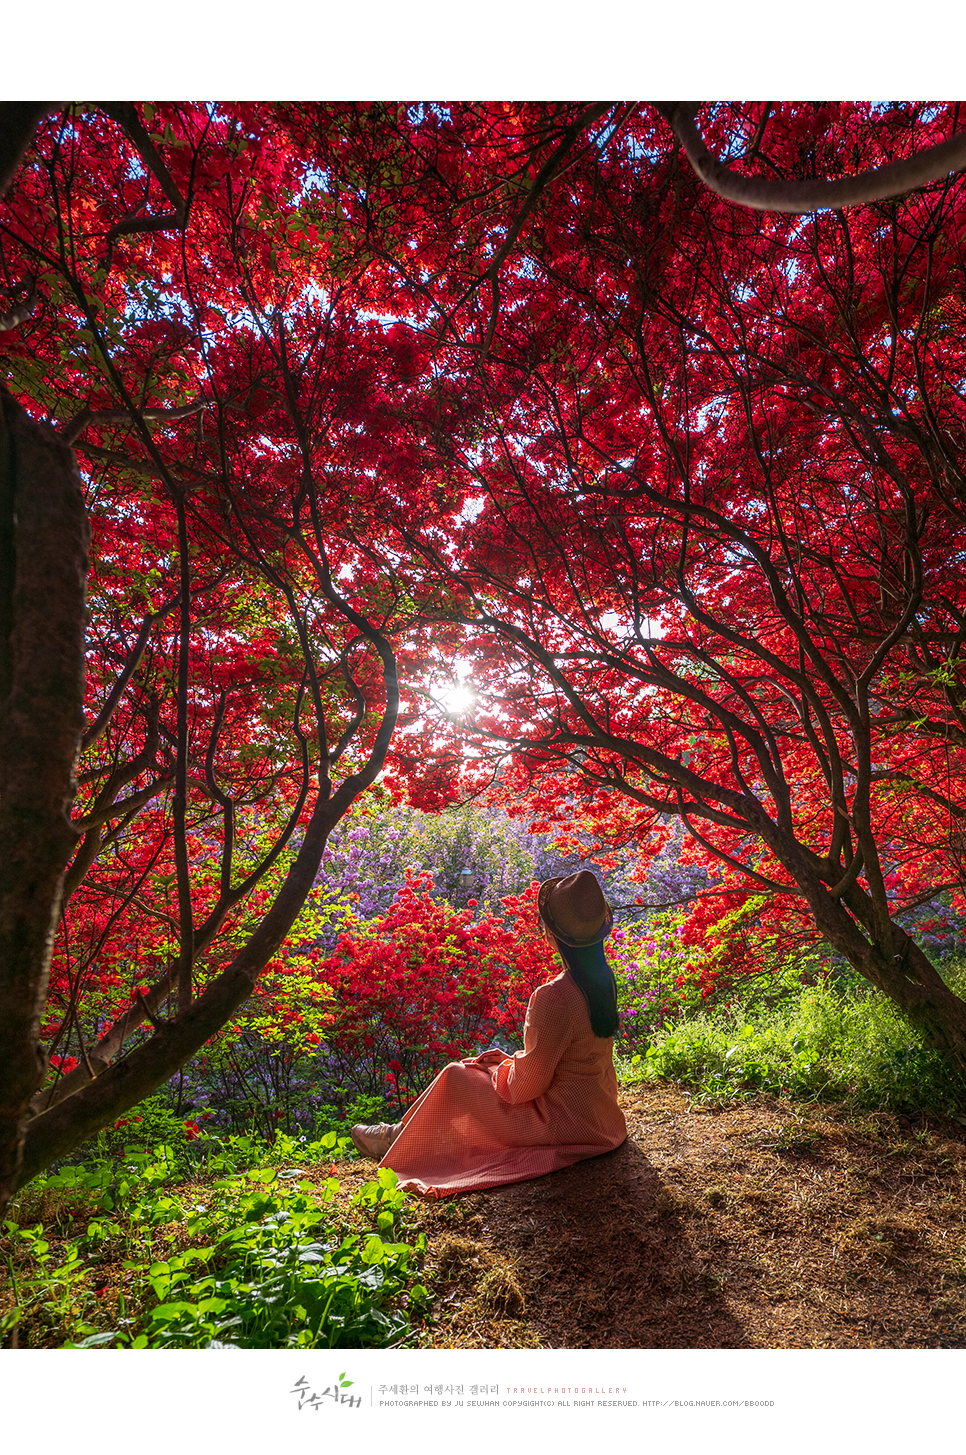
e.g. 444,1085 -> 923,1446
617,960 -> 966,1117
1,1129 -> 429,1350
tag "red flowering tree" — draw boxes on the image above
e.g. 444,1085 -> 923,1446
323,103 -> 966,1075
0,103 -> 436,1205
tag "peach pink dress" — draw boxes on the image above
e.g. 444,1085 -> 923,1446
380,969 -> 627,1198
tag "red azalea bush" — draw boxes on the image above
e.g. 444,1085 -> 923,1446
164,870 -> 558,1134
189,870 -> 832,1132
311,871 -> 555,1112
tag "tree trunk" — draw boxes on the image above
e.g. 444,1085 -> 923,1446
0,104 -> 54,199
0,390 -> 89,1216
800,859 -> 966,1083
855,931 -> 966,1083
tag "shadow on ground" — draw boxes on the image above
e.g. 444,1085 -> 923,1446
474,1137 -> 752,1348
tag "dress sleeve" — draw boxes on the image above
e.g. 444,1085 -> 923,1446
492,983 -> 575,1105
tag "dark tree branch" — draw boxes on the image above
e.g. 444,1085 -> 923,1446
61,399 -> 208,448
17,634 -> 400,1182
97,103 -> 188,244
655,102 -> 966,212
0,103 -> 56,197
82,600 -> 178,750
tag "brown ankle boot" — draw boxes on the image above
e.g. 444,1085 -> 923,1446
350,1121 -> 403,1160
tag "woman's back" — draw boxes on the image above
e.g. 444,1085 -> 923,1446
492,971 -> 624,1140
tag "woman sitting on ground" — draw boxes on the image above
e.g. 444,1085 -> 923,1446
350,870 -> 628,1198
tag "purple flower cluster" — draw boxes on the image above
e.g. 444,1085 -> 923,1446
310,800 -> 539,945
607,915 -> 706,1054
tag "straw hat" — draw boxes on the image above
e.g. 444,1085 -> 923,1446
537,870 -> 614,947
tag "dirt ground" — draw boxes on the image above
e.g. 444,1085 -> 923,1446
393,1084 -> 966,1349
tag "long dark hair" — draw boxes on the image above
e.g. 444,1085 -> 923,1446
555,938 -> 620,1038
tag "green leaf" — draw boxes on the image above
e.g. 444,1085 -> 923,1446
149,1301 -> 196,1321
248,1167 -> 278,1184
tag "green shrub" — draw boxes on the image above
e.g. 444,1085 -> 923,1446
315,1094 -> 393,1141
3,1132 -> 425,1350
94,1094 -> 205,1160
136,1166 -> 426,1350
623,964 -> 966,1115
